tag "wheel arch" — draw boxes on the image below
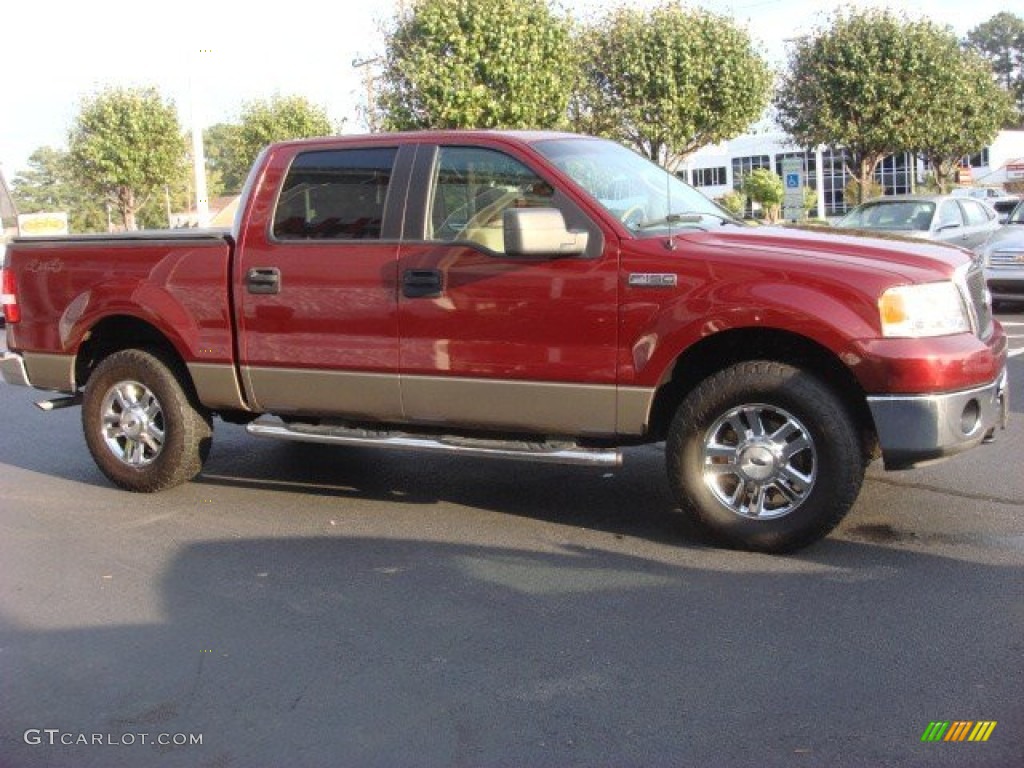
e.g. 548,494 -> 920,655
647,327 -> 878,458
75,315 -> 193,394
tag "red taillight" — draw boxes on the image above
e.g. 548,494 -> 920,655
1,267 -> 18,324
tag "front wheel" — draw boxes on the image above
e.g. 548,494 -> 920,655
666,361 -> 864,553
82,349 -> 212,492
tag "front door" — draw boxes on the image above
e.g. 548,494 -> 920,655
396,144 -> 620,437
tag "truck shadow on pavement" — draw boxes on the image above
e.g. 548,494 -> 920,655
1,534 -> 1021,768
194,431 -> 710,548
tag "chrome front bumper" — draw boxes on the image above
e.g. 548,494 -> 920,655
867,368 -> 1009,469
0,351 -> 31,387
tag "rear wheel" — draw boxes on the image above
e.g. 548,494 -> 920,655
666,361 -> 864,553
82,349 -> 212,492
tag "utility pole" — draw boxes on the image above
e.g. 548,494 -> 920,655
191,49 -> 212,228
352,56 -> 383,133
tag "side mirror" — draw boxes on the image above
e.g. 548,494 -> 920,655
503,208 -> 588,258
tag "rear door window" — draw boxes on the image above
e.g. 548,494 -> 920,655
272,148 -> 397,240
959,199 -> 993,226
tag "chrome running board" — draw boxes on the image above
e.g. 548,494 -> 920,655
246,417 -> 622,467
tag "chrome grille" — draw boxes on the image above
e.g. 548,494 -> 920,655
961,262 -> 993,339
990,249 -> 1024,267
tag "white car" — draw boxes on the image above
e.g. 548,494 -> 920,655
952,187 -> 1020,222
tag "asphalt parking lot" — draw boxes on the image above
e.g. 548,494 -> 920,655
0,310 -> 1022,767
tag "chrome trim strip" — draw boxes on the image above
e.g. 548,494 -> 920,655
247,417 -> 623,467
0,352 -> 32,387
628,273 -> 677,288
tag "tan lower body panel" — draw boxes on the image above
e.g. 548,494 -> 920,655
242,367 -> 405,422
23,352 -> 76,393
242,366 -> 653,437
187,363 -> 248,411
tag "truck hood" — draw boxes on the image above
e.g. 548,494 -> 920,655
670,224 -> 971,283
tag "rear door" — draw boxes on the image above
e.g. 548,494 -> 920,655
957,199 -> 998,250
235,143 -> 410,419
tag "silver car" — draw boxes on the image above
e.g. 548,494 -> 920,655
835,194 -> 1001,253
979,201 -> 1024,307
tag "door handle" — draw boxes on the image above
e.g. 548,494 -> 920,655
402,269 -> 443,298
247,267 -> 281,294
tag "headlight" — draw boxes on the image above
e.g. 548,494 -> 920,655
878,282 -> 970,337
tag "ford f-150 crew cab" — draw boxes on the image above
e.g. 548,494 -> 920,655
0,131 -> 1009,552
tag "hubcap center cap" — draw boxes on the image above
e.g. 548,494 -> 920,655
121,407 -> 149,439
738,443 -> 778,481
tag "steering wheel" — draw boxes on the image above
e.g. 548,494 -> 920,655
620,205 -> 646,229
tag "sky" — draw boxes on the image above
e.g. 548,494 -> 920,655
0,0 -> 1010,181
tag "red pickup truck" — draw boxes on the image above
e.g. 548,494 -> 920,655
0,131 -> 1009,552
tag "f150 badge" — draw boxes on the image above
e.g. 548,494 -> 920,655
628,273 -> 677,288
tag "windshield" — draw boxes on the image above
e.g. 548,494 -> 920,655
837,201 -> 935,232
533,137 -> 738,235
1008,203 -> 1024,225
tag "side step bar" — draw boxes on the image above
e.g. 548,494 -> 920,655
246,417 -> 622,468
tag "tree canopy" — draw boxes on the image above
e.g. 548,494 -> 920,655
11,147 -> 107,233
575,4 -> 771,167
914,46 -> 1014,192
775,10 -> 1007,204
377,0 -> 574,130
742,169 -> 784,222
204,123 -> 247,196
966,12 -> 1024,126
67,86 -> 187,230
234,95 -> 334,173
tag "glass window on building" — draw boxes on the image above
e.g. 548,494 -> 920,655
965,148 -> 990,168
874,153 -> 913,196
731,155 -> 771,189
692,166 -> 727,188
820,147 -> 852,217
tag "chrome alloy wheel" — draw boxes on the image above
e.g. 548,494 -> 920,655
701,403 -> 817,520
100,380 -> 166,467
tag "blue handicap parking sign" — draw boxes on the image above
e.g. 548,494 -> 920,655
785,173 -> 801,189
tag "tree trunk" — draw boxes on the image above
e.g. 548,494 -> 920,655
117,187 -> 138,231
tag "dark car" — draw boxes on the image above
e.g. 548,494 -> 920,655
835,194 -> 1000,253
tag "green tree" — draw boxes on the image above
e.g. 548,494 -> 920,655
377,0 -> 574,130
577,4 -> 772,167
915,47 -> 1014,192
742,169 -> 784,223
234,95 -> 334,173
776,10 -> 974,205
717,189 -> 747,218
11,147 -> 108,233
67,86 -> 187,231
966,12 -> 1024,126
204,122 -> 247,195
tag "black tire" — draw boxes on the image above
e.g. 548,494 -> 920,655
666,361 -> 864,553
82,349 -> 213,492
